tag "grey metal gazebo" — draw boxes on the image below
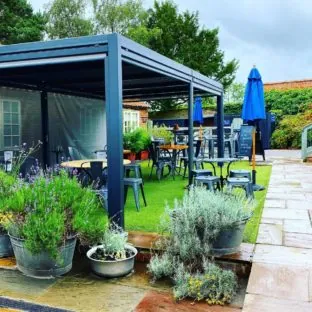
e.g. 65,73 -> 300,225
0,33 -> 224,227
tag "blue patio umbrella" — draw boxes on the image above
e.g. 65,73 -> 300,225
242,67 -> 266,122
242,66 -> 266,191
193,97 -> 204,124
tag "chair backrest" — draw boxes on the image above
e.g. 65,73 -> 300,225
68,146 -> 81,160
19,156 -> 37,178
148,141 -> 161,163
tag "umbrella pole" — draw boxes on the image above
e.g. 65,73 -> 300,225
252,125 -> 265,191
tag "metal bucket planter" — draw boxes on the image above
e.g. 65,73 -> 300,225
0,233 -> 13,257
9,235 -> 77,278
87,244 -> 137,278
210,219 -> 249,256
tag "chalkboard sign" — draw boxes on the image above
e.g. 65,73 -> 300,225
238,125 -> 254,157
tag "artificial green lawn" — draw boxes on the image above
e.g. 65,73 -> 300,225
124,160 -> 272,244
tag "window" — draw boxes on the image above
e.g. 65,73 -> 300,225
123,110 -> 139,133
2,100 -> 21,148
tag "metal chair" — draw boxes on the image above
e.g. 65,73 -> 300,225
191,169 -> 213,185
124,178 -> 147,211
194,176 -> 221,191
124,162 -> 143,181
148,142 -> 173,181
227,177 -> 254,198
179,140 -> 204,178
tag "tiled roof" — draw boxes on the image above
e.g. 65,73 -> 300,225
123,101 -> 149,108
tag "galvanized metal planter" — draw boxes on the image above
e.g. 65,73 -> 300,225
0,233 -> 13,257
210,219 -> 249,256
9,235 -> 76,278
87,244 -> 137,278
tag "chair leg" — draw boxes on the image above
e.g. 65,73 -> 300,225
133,185 -> 140,211
149,164 -> 154,179
140,183 -> 147,206
183,161 -> 188,179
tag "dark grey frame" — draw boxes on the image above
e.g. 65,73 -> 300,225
0,33 -> 224,227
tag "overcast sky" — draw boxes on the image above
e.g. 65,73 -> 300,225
29,0 -> 312,84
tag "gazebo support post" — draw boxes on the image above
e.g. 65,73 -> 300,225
217,93 -> 224,158
105,34 -> 124,228
40,90 -> 50,168
188,82 -> 194,186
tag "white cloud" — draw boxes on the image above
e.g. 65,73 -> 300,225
29,0 -> 312,83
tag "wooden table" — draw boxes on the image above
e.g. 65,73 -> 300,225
159,145 -> 188,178
61,159 -> 131,169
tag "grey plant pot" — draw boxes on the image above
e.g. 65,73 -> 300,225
0,233 -> 13,257
87,244 -> 137,278
210,219 -> 249,256
9,235 -> 76,278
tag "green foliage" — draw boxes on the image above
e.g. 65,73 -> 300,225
147,187 -> 251,304
271,107 -> 312,149
173,261 -> 237,304
0,0 -> 45,44
123,127 -> 151,153
146,1 -> 238,90
224,82 -> 245,105
92,0 -> 146,34
149,125 -> 173,144
98,225 -> 128,259
44,0 -> 93,39
0,171 -> 106,259
265,88 -> 312,116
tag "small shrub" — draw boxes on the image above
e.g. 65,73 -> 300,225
123,127 -> 151,153
147,187 -> 252,305
149,125 -> 173,144
0,171 -> 106,259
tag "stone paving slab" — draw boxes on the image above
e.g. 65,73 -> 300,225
284,232 -> 312,249
257,224 -> 283,245
261,218 -> 283,225
246,263 -> 310,301
253,244 -> 312,266
284,219 -> 312,234
287,200 -> 312,210
263,199 -> 286,209
262,208 -> 309,220
243,294 -> 312,312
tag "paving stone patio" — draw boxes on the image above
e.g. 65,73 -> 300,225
243,150 -> 312,311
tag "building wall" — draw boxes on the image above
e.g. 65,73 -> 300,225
264,79 -> 312,91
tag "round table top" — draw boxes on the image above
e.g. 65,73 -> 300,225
202,157 -> 240,163
159,144 -> 188,150
93,149 -> 131,154
61,159 -> 131,169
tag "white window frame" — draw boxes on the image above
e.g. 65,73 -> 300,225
1,99 -> 21,149
123,110 -> 140,133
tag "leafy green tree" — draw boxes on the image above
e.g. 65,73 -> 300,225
224,82 -> 245,104
145,1 -> 238,111
0,0 -> 45,44
44,0 -> 93,39
92,0 -> 144,34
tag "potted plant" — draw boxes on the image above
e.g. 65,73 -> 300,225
123,128 -> 151,162
149,125 -> 174,145
147,187 -> 253,305
87,225 -> 137,278
0,171 -> 106,278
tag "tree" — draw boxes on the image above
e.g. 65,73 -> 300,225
92,0 -> 144,34
146,1 -> 239,111
0,0 -> 45,44
44,0 -> 93,39
224,82 -> 245,104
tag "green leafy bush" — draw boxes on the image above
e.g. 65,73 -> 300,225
0,171 -> 107,259
271,107 -> 312,148
123,127 -> 151,153
149,125 -> 173,144
147,187 -> 252,305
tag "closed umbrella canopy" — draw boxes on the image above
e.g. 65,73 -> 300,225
242,67 -> 266,121
193,96 -> 204,124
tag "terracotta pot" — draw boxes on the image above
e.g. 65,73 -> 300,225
138,150 -> 149,160
128,153 -> 136,162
